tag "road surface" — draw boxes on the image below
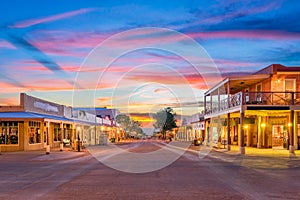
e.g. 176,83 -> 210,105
1,140 -> 300,200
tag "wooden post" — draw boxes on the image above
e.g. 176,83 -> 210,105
289,110 -> 295,153
239,112 -> 245,154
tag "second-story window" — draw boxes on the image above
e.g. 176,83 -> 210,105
285,79 -> 295,92
256,84 -> 262,102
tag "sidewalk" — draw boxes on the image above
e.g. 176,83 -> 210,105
0,147 -> 88,162
214,145 -> 299,158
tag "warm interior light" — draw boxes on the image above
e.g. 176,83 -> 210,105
244,125 -> 248,129
288,123 -> 292,127
261,123 -> 266,128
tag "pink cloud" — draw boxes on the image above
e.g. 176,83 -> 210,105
0,40 -> 16,49
10,8 -> 98,28
25,79 -> 74,91
0,97 -> 19,106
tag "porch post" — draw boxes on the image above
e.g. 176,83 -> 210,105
59,123 -> 64,151
289,110 -> 295,153
257,116 -> 262,148
227,113 -> 231,151
217,88 -> 220,112
45,121 -> 50,154
239,111 -> 245,154
204,94 -> 206,114
227,81 -> 231,151
295,113 -> 298,150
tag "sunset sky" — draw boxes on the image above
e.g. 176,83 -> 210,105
1,0 -> 300,123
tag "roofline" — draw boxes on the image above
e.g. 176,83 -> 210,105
204,74 -> 270,95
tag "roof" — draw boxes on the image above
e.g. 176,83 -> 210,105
0,112 -> 74,122
0,112 -> 112,126
204,74 -> 270,95
254,64 -> 300,75
73,107 -> 108,111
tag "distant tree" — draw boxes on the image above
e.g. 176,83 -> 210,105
116,114 -> 131,137
153,107 -> 177,139
116,114 -> 143,138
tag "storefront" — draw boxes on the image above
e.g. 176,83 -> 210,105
0,93 -> 123,152
0,93 -> 74,151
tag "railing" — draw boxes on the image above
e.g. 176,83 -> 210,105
205,92 -> 242,115
205,92 -> 300,115
244,92 -> 300,105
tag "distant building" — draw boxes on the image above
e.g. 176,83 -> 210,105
73,107 -> 120,120
176,113 -> 205,142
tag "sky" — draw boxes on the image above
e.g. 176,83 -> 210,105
1,0 -> 300,129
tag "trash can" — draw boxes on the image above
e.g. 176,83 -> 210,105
194,139 -> 200,146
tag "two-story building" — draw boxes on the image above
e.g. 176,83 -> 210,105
204,64 -> 300,154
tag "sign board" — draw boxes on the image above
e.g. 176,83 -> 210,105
102,118 -> 111,125
22,93 -> 64,117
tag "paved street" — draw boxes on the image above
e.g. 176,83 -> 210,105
1,140 -> 300,200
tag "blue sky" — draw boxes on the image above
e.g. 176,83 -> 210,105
1,0 -> 300,121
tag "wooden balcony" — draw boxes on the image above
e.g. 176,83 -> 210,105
205,92 -> 300,115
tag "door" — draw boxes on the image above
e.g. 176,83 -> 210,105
256,84 -> 262,102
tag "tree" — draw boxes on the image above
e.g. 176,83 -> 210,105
116,114 -> 143,138
116,114 -> 131,137
153,107 -> 177,139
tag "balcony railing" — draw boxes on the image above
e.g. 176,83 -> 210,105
205,92 -> 300,115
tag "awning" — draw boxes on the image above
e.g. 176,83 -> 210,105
0,112 -> 74,122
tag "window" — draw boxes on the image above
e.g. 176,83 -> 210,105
256,84 -> 262,102
28,121 -> 41,144
54,124 -> 61,142
0,121 -> 19,145
285,79 -> 296,100
245,88 -> 249,103
285,79 -> 295,92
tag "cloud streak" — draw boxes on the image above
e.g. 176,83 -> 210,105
10,8 -> 98,28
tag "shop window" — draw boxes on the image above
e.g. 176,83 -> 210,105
28,121 -> 41,144
0,121 -> 19,145
54,124 -> 61,141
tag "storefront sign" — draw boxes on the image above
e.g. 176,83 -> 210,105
102,118 -> 111,125
22,93 -> 64,116
34,101 -> 59,113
